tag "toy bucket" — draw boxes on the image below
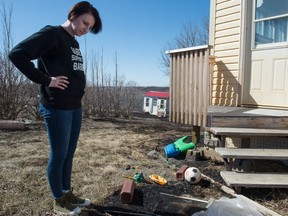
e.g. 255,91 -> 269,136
164,143 -> 180,158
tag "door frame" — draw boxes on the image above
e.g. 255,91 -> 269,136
239,0 -> 252,106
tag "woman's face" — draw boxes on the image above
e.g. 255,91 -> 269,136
71,13 -> 95,36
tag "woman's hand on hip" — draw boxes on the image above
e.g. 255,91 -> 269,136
49,76 -> 69,89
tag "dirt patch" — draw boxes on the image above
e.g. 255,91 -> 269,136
0,114 -> 288,215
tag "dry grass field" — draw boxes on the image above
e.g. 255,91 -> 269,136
1,114 -> 288,216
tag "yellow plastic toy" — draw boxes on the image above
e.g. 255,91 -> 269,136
149,174 -> 167,185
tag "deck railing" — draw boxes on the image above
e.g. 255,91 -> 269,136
166,45 -> 213,127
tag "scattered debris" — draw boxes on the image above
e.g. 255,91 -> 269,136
154,193 -> 209,216
201,173 -> 236,197
235,195 -> 282,216
192,196 -> 262,216
147,150 -> 169,164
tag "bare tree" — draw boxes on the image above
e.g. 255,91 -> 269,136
160,15 -> 209,76
198,15 -> 209,45
159,44 -> 172,76
111,51 -> 125,117
175,21 -> 199,48
0,2 -> 38,120
82,48 -> 139,119
121,81 -> 138,119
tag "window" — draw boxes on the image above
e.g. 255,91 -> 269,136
152,98 -> 157,106
254,0 -> 288,46
159,99 -> 165,109
145,98 -> 150,107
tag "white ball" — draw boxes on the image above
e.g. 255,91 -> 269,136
184,167 -> 202,184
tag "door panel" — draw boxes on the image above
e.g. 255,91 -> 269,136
247,49 -> 288,106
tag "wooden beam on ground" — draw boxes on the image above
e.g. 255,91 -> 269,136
0,120 -> 25,130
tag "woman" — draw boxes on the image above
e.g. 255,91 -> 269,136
9,1 -> 102,215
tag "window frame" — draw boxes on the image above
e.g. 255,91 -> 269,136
252,0 -> 288,50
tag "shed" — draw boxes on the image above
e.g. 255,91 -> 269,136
143,91 -> 170,117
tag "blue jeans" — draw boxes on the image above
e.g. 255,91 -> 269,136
39,103 -> 82,198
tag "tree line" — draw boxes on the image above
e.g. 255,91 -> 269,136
0,3 -> 138,120
0,3 -> 208,121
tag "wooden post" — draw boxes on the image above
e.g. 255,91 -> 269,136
192,125 -> 200,144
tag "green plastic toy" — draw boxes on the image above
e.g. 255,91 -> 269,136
174,136 -> 195,152
134,172 -> 145,183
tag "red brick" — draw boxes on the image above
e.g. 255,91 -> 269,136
120,179 -> 135,204
176,165 -> 189,181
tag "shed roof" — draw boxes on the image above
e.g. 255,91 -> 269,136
144,91 -> 169,99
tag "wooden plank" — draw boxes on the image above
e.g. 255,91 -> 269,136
193,50 -> 198,126
206,127 -> 288,136
208,116 -> 288,129
221,171 -> 288,188
202,48 -> 209,127
0,120 -> 25,130
215,148 -> 288,160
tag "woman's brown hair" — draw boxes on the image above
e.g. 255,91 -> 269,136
68,1 -> 102,34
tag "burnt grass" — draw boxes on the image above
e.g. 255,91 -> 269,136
1,113 -> 288,216
80,114 -> 288,216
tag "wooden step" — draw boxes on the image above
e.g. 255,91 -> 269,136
206,127 -> 288,137
221,171 -> 288,188
215,148 -> 288,160
207,116 -> 288,129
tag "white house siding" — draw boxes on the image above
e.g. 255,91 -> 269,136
210,0 -> 242,106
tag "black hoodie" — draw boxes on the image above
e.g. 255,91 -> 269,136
9,25 -> 86,109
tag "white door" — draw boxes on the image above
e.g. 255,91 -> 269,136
151,98 -> 158,115
243,0 -> 288,107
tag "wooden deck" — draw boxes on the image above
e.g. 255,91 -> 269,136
208,106 -> 288,117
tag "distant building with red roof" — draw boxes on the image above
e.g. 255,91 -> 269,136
144,91 -> 170,99
143,91 -> 170,117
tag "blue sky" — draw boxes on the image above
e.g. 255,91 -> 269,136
8,0 -> 210,86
